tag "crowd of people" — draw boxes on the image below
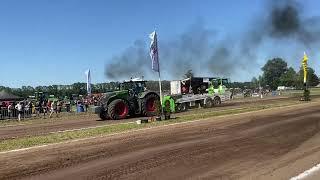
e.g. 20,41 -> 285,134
0,100 -> 67,121
0,95 -> 103,121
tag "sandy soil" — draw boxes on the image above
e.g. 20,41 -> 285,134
0,100 -> 319,180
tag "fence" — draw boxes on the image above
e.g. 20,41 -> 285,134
0,104 -> 93,120
0,108 -> 33,120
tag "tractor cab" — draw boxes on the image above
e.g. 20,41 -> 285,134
210,78 -> 230,94
120,78 -> 147,96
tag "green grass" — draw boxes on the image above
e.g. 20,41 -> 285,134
279,88 -> 320,97
0,100 -> 310,152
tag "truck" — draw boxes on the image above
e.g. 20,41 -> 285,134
96,78 -> 161,120
162,77 -> 232,113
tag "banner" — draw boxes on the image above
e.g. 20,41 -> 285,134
149,31 -> 160,72
85,69 -> 92,95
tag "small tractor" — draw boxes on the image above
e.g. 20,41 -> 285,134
96,78 -> 160,120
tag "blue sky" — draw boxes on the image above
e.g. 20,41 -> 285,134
0,0 -> 319,87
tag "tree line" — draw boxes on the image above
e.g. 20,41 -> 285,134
1,57 -> 318,98
0,81 -> 172,99
183,57 -> 319,91
252,58 -> 319,90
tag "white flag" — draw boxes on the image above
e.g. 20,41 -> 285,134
85,69 -> 92,95
149,31 -> 159,72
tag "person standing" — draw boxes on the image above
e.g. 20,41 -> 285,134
7,103 -> 13,119
85,100 -> 89,112
42,101 -> 47,119
35,101 -> 40,118
49,101 -> 57,118
57,100 -> 62,115
15,102 -> 23,121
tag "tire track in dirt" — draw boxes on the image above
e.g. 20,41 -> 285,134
0,102 -> 319,180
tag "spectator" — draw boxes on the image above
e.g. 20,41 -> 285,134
42,101 -> 47,119
35,101 -> 40,118
15,102 -> 23,121
1,101 -> 6,109
7,103 -> 13,119
49,101 -> 57,118
65,101 -> 71,112
57,101 -> 62,114
25,101 -> 32,117
85,100 -> 89,112
47,101 -> 51,111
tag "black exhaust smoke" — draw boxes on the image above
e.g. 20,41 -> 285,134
105,0 -> 320,81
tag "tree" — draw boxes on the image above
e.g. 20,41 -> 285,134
183,69 -> 194,79
279,67 -> 298,87
251,77 -> 259,88
261,58 -> 288,90
72,82 -> 87,95
298,67 -> 319,88
258,75 -> 266,87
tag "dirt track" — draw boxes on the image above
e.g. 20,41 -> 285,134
0,96 -> 297,140
0,100 -> 319,179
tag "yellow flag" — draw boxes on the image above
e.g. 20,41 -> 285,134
302,52 -> 308,83
302,52 -> 308,63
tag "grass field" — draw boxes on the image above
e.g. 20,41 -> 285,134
281,87 -> 320,97
0,99 -> 314,152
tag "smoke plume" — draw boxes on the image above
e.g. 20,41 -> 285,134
105,0 -> 320,81
267,0 -> 320,46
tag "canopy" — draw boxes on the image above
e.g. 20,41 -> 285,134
0,90 -> 23,101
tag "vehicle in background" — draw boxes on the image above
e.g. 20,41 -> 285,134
162,77 -> 232,113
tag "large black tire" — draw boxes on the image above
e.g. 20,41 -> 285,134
213,96 -> 221,106
204,97 -> 213,108
176,103 -> 188,112
99,109 -> 109,120
141,93 -> 160,117
108,99 -> 129,120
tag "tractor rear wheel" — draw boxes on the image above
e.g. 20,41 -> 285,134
204,98 -> 213,108
142,93 -> 160,117
108,99 -> 129,120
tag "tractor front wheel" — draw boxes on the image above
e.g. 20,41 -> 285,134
108,99 -> 129,120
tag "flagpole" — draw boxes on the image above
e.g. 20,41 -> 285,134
150,30 -> 163,116
155,31 -> 163,115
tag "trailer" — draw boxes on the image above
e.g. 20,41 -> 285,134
163,77 -> 232,113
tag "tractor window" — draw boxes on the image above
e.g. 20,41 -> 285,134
134,82 -> 146,93
120,81 -> 146,91
120,83 -> 134,90
211,80 -> 219,88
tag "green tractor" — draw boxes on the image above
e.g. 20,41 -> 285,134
97,79 -> 160,120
